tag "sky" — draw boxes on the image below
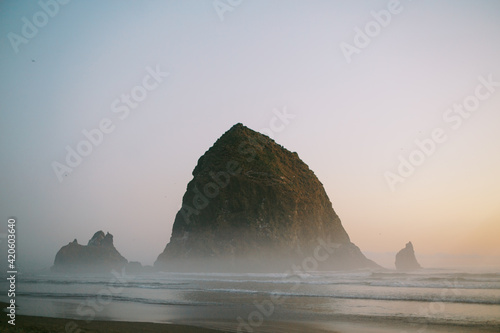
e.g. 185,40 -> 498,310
1,0 -> 499,270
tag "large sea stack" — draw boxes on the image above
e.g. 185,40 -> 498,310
52,231 -> 128,273
155,123 -> 378,272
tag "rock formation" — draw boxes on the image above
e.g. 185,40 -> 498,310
155,123 -> 379,272
395,241 -> 421,270
52,231 -> 128,273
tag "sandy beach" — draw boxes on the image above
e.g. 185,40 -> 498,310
0,302 -> 231,333
3,301 -> 499,333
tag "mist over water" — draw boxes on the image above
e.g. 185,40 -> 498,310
1,1 -> 500,332
364,252 -> 500,271
2,267 -> 499,332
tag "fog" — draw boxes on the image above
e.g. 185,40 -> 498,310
1,0 -> 499,274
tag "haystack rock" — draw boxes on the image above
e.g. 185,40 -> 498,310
52,231 -> 128,273
395,241 -> 421,271
155,123 -> 379,272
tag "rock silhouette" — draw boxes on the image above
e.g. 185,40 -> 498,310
155,123 -> 379,272
395,241 -> 421,271
52,231 -> 127,273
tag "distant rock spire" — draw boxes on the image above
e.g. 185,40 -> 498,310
395,241 -> 422,270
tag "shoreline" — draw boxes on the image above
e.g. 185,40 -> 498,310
2,302 -> 499,333
0,302 -> 231,333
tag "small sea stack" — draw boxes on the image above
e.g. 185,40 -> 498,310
395,241 -> 422,271
52,231 -> 128,273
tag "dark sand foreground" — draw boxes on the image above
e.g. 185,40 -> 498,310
0,302 -> 230,333
2,302 -> 499,333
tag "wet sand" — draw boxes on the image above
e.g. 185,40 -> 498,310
0,302 -> 230,333
2,302 -> 498,333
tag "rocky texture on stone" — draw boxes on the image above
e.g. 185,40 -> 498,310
395,241 -> 421,271
52,231 -> 128,273
155,123 -> 379,272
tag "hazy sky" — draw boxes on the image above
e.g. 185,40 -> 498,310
1,0 -> 499,270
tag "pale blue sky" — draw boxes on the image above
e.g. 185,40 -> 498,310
1,0 -> 499,269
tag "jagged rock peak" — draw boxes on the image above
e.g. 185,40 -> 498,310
155,123 -> 379,272
395,241 -> 422,271
87,230 -> 113,247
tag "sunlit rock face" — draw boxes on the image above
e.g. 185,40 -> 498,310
395,241 -> 422,271
52,231 -> 127,273
155,123 -> 379,272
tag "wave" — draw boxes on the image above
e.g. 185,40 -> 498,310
18,287 -> 500,306
367,272 -> 500,289
366,281 -> 500,290
17,275 -> 500,292
16,291 -> 220,307
18,277 -> 193,289
195,288 -> 500,305
370,271 -> 500,281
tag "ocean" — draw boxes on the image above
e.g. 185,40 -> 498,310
2,268 -> 500,332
